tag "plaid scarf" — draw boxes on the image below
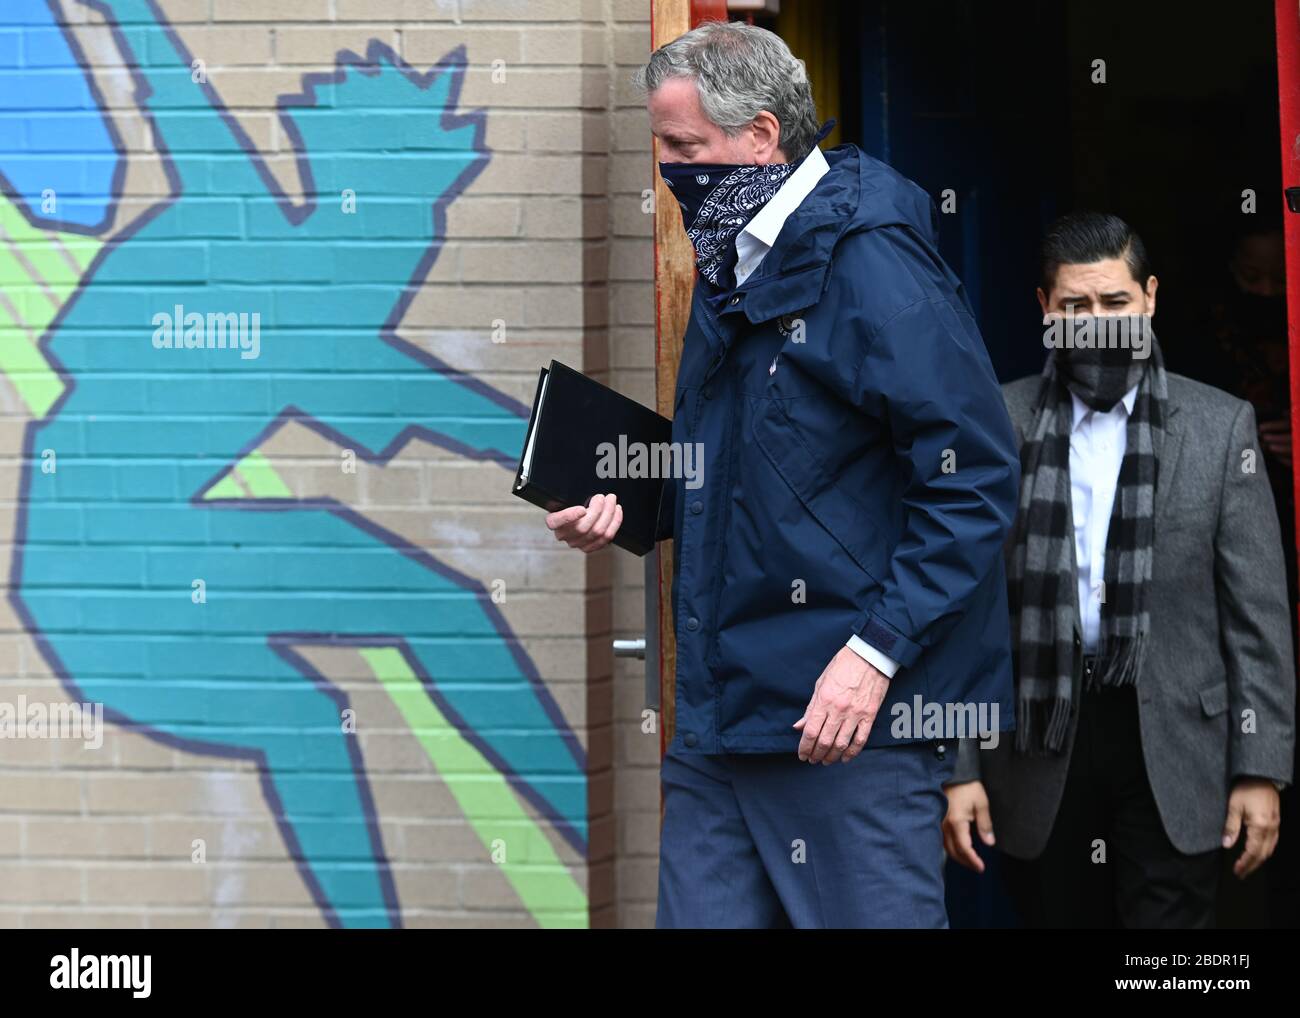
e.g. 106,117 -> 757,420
1008,328 -> 1167,754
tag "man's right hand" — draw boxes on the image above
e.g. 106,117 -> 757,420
942,780 -> 996,873
546,493 -> 623,552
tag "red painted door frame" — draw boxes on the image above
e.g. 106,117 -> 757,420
1275,0 -> 1300,636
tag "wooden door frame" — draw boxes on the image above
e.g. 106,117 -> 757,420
651,0 -> 724,755
1275,0 -> 1300,640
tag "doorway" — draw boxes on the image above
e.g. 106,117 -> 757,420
742,0 -> 1295,928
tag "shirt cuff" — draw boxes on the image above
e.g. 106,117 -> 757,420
846,635 -> 900,678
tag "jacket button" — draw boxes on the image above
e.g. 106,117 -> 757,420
690,500 -> 703,514
683,732 -> 698,747
686,616 -> 700,632
935,743 -> 947,759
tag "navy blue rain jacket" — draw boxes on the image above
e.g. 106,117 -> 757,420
660,143 -> 1020,754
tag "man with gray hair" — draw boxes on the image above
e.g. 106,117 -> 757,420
546,20 -> 1020,927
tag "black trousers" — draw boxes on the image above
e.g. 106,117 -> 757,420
1000,669 -> 1221,929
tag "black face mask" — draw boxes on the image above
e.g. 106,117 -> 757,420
1052,316 -> 1151,412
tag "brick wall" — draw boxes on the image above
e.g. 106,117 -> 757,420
608,0 -> 661,930
0,0 -> 660,929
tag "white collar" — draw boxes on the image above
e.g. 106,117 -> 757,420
1071,383 -> 1140,430
739,145 -> 829,251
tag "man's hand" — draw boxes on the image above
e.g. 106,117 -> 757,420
545,493 -> 622,552
943,780 -> 995,873
1223,778 -> 1281,879
792,646 -> 890,764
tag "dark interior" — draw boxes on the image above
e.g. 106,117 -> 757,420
751,0 -> 1295,928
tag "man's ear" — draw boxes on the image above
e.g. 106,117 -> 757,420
1036,286 -> 1051,318
750,109 -> 784,165
1144,275 -> 1158,318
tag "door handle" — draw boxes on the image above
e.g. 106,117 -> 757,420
613,638 -> 646,660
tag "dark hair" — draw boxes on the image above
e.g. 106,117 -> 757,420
1039,211 -> 1153,294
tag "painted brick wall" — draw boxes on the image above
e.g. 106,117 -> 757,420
0,0 -> 660,929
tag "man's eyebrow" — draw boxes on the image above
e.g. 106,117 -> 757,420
1099,290 -> 1133,300
1057,294 -> 1091,304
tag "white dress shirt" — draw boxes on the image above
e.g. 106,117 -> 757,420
733,145 -> 829,287
1071,385 -> 1139,652
726,145 -> 900,678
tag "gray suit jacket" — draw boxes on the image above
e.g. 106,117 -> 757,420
949,372 -> 1296,857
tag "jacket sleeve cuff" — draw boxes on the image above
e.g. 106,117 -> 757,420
1229,746 -> 1294,790
845,635 -> 900,677
1232,770 -> 1291,792
852,609 -> 924,669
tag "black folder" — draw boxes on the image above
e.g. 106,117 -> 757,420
512,361 -> 673,556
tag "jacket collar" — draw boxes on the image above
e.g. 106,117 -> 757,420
737,145 -> 830,262
734,145 -> 863,324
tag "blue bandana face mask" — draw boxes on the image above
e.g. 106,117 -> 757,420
659,161 -> 794,288
658,119 -> 835,289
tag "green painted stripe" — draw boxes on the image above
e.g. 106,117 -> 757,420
0,195 -> 102,417
0,202 -> 87,290
0,312 -> 64,417
61,238 -> 99,274
202,473 -> 245,500
360,646 -> 588,928
0,246 -> 40,287
232,449 -> 292,499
